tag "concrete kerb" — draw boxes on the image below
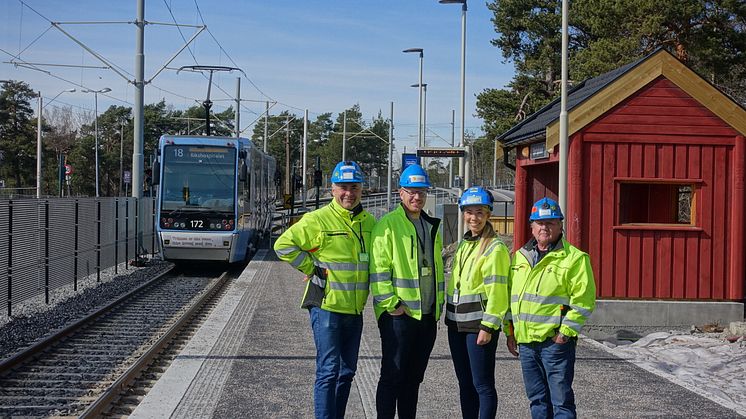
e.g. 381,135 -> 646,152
589,300 -> 744,328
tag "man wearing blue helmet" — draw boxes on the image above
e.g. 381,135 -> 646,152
504,197 -> 596,419
274,160 -> 376,419
369,164 -> 445,419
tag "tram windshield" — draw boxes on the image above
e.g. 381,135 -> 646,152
160,145 -> 236,212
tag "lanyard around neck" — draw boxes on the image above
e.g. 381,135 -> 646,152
456,240 -> 478,290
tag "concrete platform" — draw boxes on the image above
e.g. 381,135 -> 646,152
590,300 -> 744,328
130,250 -> 743,418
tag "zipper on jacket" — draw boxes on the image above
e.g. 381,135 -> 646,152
535,267 -> 551,292
410,235 -> 414,259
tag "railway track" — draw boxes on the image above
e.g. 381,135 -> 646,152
0,266 -> 232,418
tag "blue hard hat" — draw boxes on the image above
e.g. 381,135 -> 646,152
459,186 -> 494,211
529,197 -> 564,221
399,164 -> 430,188
330,161 -> 364,183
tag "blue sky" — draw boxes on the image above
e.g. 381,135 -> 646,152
1,0 -> 515,153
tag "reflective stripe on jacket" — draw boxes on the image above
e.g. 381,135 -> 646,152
369,205 -> 445,320
273,199 -> 375,314
446,234 -> 510,334
505,237 -> 596,344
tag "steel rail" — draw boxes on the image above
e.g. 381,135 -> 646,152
0,265 -> 174,374
80,270 -> 231,417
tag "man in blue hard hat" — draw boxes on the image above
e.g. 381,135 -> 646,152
369,164 -> 445,419
504,197 -> 596,419
274,160 -> 376,419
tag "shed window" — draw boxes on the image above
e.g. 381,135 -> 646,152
618,183 -> 694,225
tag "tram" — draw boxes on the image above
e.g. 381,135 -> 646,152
153,135 -> 276,262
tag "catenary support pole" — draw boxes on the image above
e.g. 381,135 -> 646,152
388,102 -> 394,210
36,93 -> 42,198
235,77 -> 241,138
133,0 -> 146,259
263,101 -> 269,153
302,109 -> 308,209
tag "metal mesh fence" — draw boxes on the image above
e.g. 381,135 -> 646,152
0,197 -> 156,316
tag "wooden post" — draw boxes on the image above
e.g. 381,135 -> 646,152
514,148 -> 529,252
568,133 -> 583,247
730,135 -> 744,300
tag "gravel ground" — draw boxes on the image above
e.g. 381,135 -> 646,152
0,258 -> 172,361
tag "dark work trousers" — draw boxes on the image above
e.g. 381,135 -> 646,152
375,311 -> 437,419
448,328 -> 499,419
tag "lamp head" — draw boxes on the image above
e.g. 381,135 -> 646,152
402,48 -> 423,54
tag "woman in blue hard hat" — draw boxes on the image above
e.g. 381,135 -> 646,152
446,186 -> 511,419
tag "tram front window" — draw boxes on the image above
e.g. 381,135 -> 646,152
161,145 -> 236,212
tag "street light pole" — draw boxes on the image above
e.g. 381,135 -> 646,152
450,109 -> 455,188
342,110 -> 347,161
82,87 -> 111,197
558,0 -> 569,213
411,84 -> 428,147
403,48 -> 424,149
440,0 -> 467,240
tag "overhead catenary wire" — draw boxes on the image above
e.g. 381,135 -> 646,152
8,1 -> 402,132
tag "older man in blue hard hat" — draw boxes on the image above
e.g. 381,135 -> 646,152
369,164 -> 445,419
504,197 -> 596,419
274,161 -> 376,419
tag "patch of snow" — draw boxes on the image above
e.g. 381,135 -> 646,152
586,331 -> 746,416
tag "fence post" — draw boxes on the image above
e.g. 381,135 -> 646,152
44,200 -> 50,304
135,198 -> 140,262
74,199 -> 79,291
96,200 -> 101,282
115,199 -> 119,275
7,200 -> 13,317
151,198 -> 155,257
125,199 -> 129,270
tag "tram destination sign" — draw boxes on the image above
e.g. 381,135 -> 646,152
167,146 -> 234,164
416,147 -> 466,158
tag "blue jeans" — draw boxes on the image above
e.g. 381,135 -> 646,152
448,329 -> 498,419
309,307 -> 363,419
519,338 -> 577,419
376,312 -> 437,419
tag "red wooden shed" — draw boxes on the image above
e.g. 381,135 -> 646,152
497,49 -> 746,323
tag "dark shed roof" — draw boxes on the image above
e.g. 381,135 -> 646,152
496,53 -> 652,147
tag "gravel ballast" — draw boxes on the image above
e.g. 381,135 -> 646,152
0,259 -> 172,361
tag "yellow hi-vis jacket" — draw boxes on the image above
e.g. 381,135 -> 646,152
273,199 -> 375,315
505,237 -> 596,344
369,205 -> 445,320
446,233 -> 510,334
